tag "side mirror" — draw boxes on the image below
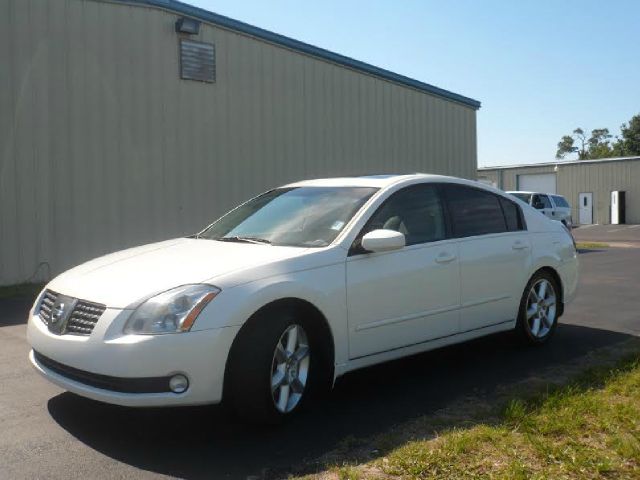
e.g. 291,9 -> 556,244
361,229 -> 405,253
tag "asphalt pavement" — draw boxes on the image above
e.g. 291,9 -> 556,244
1,244 -> 639,479
573,223 -> 640,244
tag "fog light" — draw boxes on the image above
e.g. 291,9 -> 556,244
169,374 -> 189,393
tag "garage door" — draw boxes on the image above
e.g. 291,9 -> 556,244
517,173 -> 556,194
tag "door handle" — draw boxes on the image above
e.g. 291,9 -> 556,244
512,241 -> 529,250
435,252 -> 456,264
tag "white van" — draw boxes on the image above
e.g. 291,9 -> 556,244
507,191 -> 573,228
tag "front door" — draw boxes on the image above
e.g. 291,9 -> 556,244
579,192 -> 593,225
532,194 -> 554,219
346,184 -> 460,359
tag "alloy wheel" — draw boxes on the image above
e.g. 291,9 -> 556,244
525,279 -> 557,338
270,324 -> 310,413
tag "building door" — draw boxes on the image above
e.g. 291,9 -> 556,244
517,173 -> 557,194
579,192 -> 593,225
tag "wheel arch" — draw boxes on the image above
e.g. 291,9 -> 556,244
222,297 -> 336,403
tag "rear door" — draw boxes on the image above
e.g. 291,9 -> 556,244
443,185 -> 531,331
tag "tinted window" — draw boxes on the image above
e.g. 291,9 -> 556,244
552,195 -> 569,207
361,184 -> 446,246
445,185 -> 507,237
510,192 -> 532,204
499,197 -> 525,231
537,194 -> 552,208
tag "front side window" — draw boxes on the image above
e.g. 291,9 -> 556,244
445,185 -> 507,237
359,184 -> 446,246
539,195 -> 553,209
552,195 -> 569,208
199,186 -> 378,247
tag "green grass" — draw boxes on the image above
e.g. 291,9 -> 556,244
0,282 -> 44,300
300,353 -> 640,480
576,241 -> 609,249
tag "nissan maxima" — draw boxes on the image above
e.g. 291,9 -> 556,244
28,174 -> 578,423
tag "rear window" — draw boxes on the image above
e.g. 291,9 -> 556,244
552,195 -> 570,208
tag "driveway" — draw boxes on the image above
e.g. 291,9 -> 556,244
1,246 -> 639,479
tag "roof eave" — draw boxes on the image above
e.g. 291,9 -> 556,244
120,0 -> 481,110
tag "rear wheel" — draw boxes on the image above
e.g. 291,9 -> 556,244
227,307 -> 325,424
516,272 -> 559,344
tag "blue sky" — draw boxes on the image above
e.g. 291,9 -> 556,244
187,0 -> 640,167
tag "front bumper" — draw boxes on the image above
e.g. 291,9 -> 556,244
27,308 -> 240,407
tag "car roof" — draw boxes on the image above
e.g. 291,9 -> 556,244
284,173 -> 486,189
507,191 -> 566,197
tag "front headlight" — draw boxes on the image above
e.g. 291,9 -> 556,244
123,284 -> 220,335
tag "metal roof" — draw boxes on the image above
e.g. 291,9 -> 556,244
479,156 -> 640,171
119,0 -> 481,110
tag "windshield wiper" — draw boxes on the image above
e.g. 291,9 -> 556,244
215,236 -> 272,245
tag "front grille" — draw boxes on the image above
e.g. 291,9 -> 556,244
38,290 -> 106,336
33,351 -> 172,394
66,301 -> 106,335
38,290 -> 57,326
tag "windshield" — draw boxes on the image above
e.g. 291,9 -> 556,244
198,186 -> 378,247
510,192 -> 532,204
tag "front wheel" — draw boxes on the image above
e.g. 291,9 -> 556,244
516,272 -> 559,344
227,308 -> 322,424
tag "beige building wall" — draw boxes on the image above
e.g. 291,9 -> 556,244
478,158 -> 640,225
0,0 -> 478,285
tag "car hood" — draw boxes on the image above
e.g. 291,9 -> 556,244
47,238 -> 310,308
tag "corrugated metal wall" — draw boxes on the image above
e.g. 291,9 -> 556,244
478,159 -> 640,225
0,0 -> 478,286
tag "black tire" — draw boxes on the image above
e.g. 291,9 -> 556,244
515,270 -> 560,345
226,305 -> 328,424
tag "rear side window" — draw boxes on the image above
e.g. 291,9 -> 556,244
552,195 -> 569,208
499,197 -> 525,231
444,185 -> 507,237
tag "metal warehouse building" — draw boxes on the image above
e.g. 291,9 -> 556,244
0,0 -> 480,286
478,156 -> 640,226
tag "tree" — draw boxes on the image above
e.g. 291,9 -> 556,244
587,128 -> 613,159
613,114 -> 640,156
556,128 -> 589,160
556,127 -> 613,160
556,113 -> 640,160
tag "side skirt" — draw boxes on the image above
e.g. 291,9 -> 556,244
334,319 -> 516,379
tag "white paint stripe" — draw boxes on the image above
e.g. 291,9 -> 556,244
629,225 -> 640,229
608,229 -> 623,233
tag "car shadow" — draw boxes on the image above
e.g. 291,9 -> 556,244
47,323 -> 633,480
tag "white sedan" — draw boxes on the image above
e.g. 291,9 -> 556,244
27,174 -> 578,423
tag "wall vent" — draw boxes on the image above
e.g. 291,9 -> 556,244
179,39 -> 215,83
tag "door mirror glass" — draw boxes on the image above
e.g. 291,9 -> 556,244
361,229 -> 405,253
